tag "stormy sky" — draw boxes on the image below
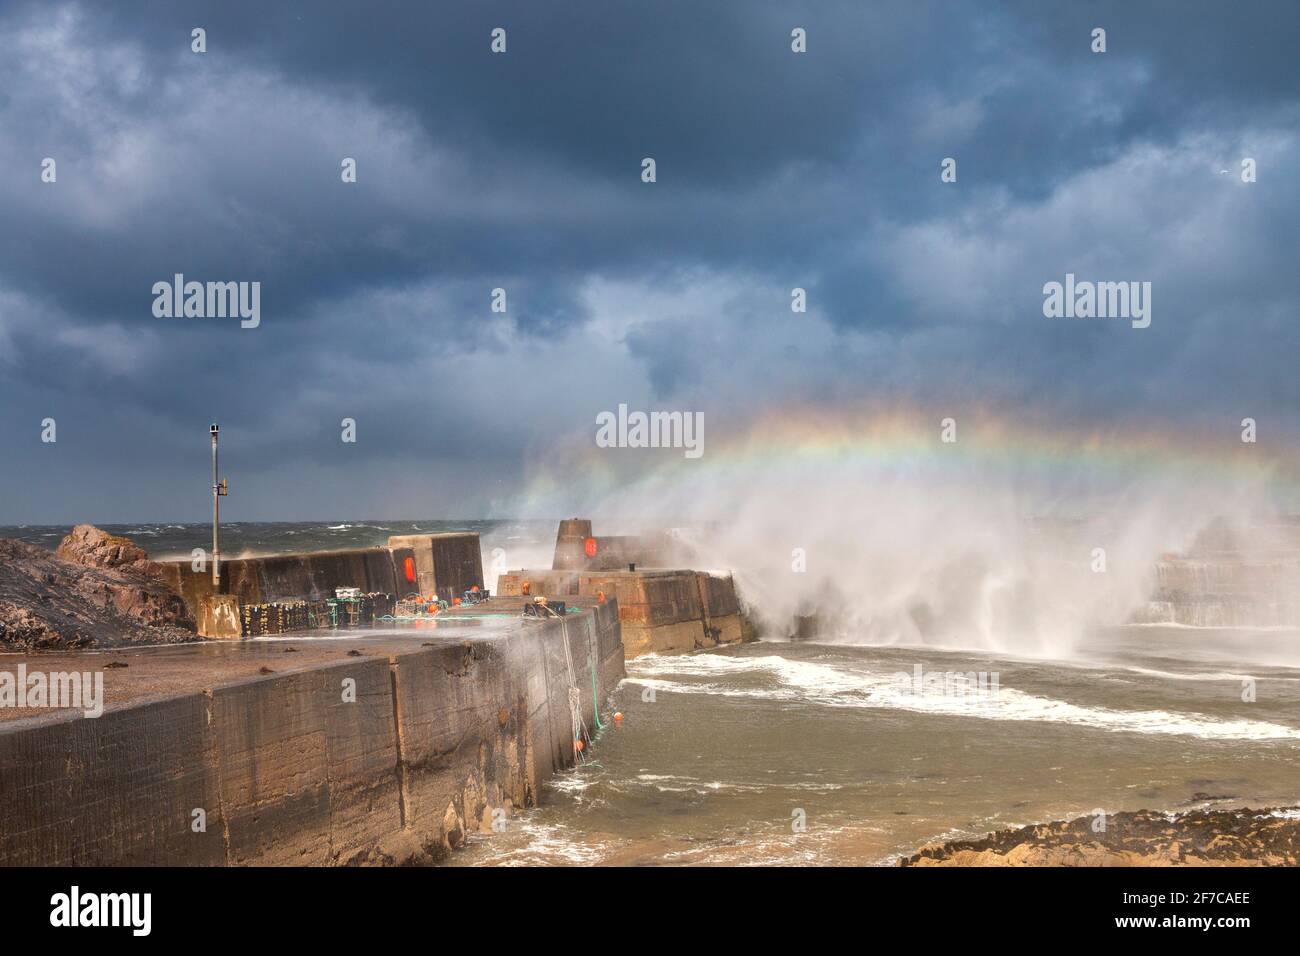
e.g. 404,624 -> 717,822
0,0 -> 1297,523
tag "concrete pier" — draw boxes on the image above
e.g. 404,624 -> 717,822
0,518 -> 753,865
0,597 -> 623,865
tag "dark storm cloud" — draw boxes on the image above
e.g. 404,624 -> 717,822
0,0 -> 1297,521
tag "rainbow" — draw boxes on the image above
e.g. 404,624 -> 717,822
520,403 -> 1300,507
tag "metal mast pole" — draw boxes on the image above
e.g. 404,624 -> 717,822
211,423 -> 221,587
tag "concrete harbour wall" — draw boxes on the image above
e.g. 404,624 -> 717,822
158,532 -> 485,637
0,600 -> 623,866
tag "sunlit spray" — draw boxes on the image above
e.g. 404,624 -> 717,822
514,407 -> 1289,657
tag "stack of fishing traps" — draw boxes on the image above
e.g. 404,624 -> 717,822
393,595 -> 449,618
240,592 -> 396,636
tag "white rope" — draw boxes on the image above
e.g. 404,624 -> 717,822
559,618 -> 589,762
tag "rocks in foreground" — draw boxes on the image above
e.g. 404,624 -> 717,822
900,806 -> 1300,866
0,527 -> 194,651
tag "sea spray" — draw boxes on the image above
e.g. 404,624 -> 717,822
515,409 -> 1287,657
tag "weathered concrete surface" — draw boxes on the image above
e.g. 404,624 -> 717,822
198,594 -> 241,640
160,547 -> 397,616
497,568 -> 752,656
694,570 -> 752,646
0,598 -> 623,866
213,655 -> 402,865
157,532 -> 485,637
0,692 -> 223,866
419,533 -> 486,602
385,599 -> 622,857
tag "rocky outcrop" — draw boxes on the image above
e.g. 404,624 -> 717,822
900,806 -> 1300,866
55,524 -> 163,578
0,534 -> 194,651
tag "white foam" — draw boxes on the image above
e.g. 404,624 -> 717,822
626,653 -> 1300,742
1116,664 -> 1275,683
477,823 -> 607,867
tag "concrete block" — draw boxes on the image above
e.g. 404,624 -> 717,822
709,613 -> 746,646
621,619 -> 703,656
211,658 -> 400,865
388,533 -> 484,602
198,593 -> 242,639
324,658 -> 405,864
427,533 -> 485,600
579,570 -> 702,626
496,570 -> 579,597
697,571 -> 742,618
391,640 -> 513,846
0,695 -> 223,866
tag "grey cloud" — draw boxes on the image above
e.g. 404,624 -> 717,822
1,0 -> 1298,521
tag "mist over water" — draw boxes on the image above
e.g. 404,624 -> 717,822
478,419 -> 1300,864
523,414 -> 1294,659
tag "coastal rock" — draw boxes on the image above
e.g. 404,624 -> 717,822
900,807 -> 1300,866
0,537 -> 194,650
0,601 -> 60,649
56,524 -> 161,577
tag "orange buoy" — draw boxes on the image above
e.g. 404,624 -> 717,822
452,597 -> 461,606
574,739 -> 584,752
521,580 -> 531,596
596,590 -> 606,604
584,536 -> 598,558
613,712 -> 623,723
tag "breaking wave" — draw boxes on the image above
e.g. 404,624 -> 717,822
625,653 -> 1300,742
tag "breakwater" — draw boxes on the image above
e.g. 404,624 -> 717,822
0,518 -> 747,866
499,518 -> 755,656
498,568 -> 751,655
0,597 -> 623,865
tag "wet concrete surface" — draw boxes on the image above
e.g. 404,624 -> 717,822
0,596 -> 597,723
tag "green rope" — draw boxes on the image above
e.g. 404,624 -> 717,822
591,663 -> 604,731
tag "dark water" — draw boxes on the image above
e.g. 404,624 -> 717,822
451,629 -> 1300,866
